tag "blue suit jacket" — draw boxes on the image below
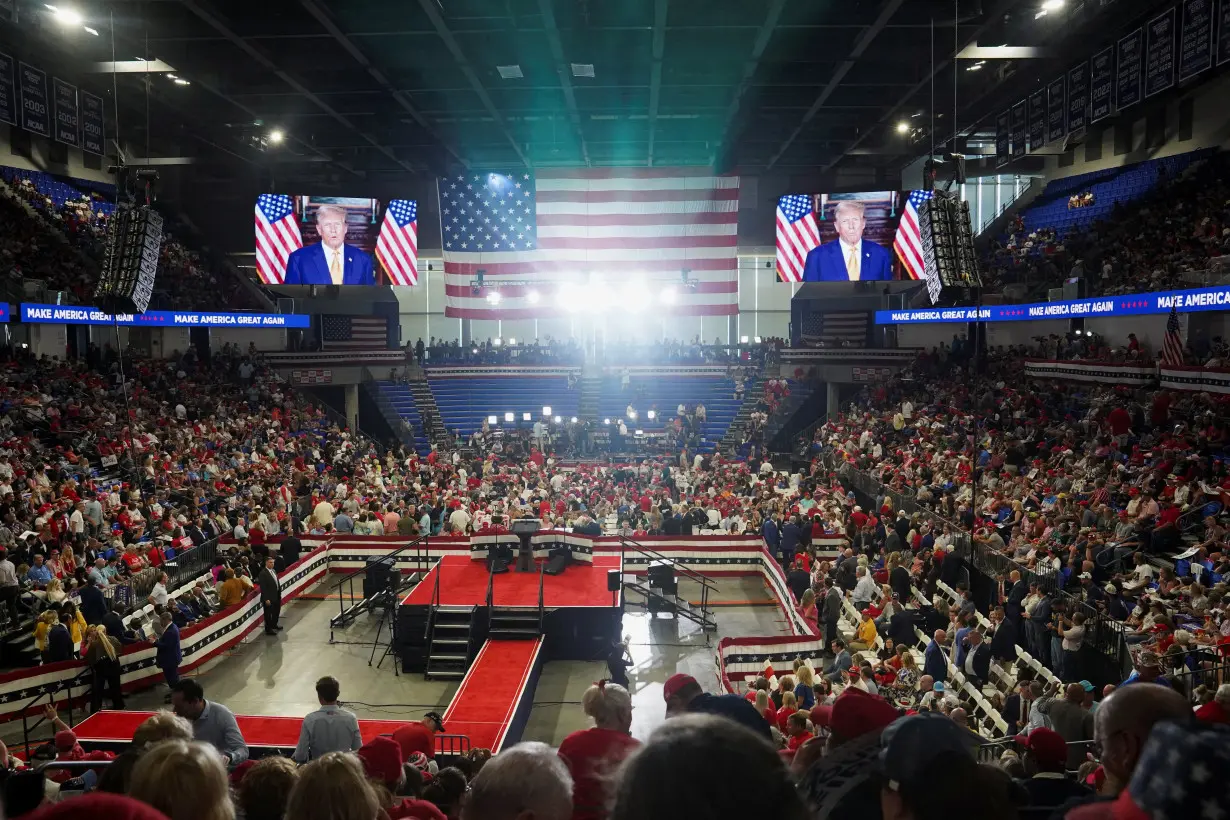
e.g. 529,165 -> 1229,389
802,239 -> 893,282
283,242 -> 375,286
924,639 -> 948,682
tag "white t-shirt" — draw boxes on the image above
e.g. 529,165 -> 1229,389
150,582 -> 169,607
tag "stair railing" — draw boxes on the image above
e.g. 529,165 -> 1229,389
618,535 -> 718,630
20,668 -> 93,759
485,559 -> 496,633
329,534 -> 428,639
537,559 -> 546,633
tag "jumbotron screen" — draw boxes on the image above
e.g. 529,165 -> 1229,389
254,195 -> 418,286
775,190 -> 927,284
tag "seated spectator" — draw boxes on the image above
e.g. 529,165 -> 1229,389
1013,727 -> 1092,818
662,673 -> 771,741
236,756 -> 299,820
285,752 -> 381,820
128,739 -> 234,820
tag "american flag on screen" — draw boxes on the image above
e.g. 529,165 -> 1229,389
322,316 -> 388,349
255,194 -> 302,285
894,189 -> 933,281
776,194 -> 819,283
1161,306 -> 1184,366
376,199 -> 419,286
438,169 -> 740,318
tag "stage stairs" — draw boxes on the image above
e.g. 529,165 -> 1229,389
618,536 -> 717,632
719,375 -> 766,451
425,605 -> 478,681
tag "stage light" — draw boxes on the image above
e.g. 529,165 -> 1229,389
896,122 -> 910,134
570,416 -> 578,423
647,410 -> 656,420
542,406 -> 552,416
603,418 -> 611,425
83,26 -> 98,35
635,430 -> 644,436
472,348 -> 479,354
526,290 -> 540,304
46,5 -> 84,25
1041,0 -> 1064,9
504,412 -> 514,422
740,335 -> 749,344
627,411 -> 638,420
660,286 -> 678,305
488,415 -> 498,425
268,129 -> 285,145
493,337 -> 502,347
508,337 -> 516,345
553,415 -> 562,424
755,336 -> 763,343
173,78 -> 191,86
486,290 -> 502,305
523,412 -> 532,421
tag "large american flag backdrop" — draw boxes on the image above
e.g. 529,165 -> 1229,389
438,169 -> 740,319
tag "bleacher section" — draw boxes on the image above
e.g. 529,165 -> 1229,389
376,381 -> 434,456
599,373 -> 739,451
428,373 -> 581,439
1017,149 -> 1213,240
0,166 -> 115,216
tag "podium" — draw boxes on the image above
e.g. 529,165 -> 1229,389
510,518 -> 543,572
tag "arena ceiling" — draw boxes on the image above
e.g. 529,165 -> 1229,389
5,0 -> 1183,181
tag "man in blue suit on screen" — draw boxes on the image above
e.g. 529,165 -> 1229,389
283,203 -> 375,286
801,199 -> 894,282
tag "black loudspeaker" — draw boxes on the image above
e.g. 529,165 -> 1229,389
489,556 -> 511,574
363,555 -> 396,600
607,569 -> 621,592
95,204 -> 162,314
544,549 -> 571,576
647,560 -> 677,596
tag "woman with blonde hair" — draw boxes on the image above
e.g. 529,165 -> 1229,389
798,588 -> 818,633
84,625 -> 125,710
557,681 -> 640,820
129,739 -> 234,820
285,751 -> 381,820
44,578 -> 68,606
775,690 -> 798,734
793,665 -> 816,709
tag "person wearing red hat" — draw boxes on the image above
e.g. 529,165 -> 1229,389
662,672 -> 771,741
25,792 -> 170,820
357,736 -> 445,820
1014,727 -> 1092,813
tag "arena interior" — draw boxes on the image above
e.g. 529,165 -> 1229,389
0,0 -> 1227,818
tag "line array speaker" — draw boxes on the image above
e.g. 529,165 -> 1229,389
95,204 -> 162,314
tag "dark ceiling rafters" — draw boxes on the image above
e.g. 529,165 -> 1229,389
646,0 -> 668,167
766,0 -> 907,170
415,0 -> 532,169
536,0 -> 591,167
818,0 -> 1026,172
176,0 -> 411,175
297,0 -> 469,172
709,0 -> 787,169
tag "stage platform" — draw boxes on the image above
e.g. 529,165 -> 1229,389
401,555 -> 621,608
72,710 -> 422,753
441,638 -> 544,752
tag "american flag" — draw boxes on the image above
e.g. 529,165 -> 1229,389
776,194 -> 819,283
439,169 -> 740,318
322,316 -> 388,349
376,199 -> 419,286
255,194 -> 302,285
800,311 -> 869,346
894,189 -> 933,281
1161,306 -> 1184,366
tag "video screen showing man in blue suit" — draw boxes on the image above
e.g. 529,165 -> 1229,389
283,203 -> 375,286
801,200 -> 894,282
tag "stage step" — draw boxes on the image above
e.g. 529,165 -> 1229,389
489,606 -> 543,640
426,605 -> 477,681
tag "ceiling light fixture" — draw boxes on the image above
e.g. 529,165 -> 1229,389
268,129 -> 285,145
83,26 -> 98,35
496,65 -> 523,79
896,122 -> 910,134
45,5 -> 84,26
1042,0 -> 1064,10
173,78 -> 190,86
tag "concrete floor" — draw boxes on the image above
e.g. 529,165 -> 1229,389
3,575 -> 789,749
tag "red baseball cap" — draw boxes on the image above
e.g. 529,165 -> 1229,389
1014,727 -> 1067,766
663,673 -> 698,701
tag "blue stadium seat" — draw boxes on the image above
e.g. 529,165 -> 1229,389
427,375 -> 581,441
375,382 -> 433,456
596,375 -> 738,452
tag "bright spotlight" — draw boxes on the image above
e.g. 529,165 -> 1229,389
570,416 -> 578,423
754,336 -> 763,344
635,430 -> 644,436
627,410 -> 638,420
522,412 -> 532,422
472,348 -> 479,354
486,290 -> 502,305
493,337 -> 502,346
487,415 -> 498,425
553,415 -> 562,424
508,337 -> 516,345
46,5 -> 84,26
603,418 -> 611,425
504,412 -> 514,422
268,129 -> 285,145
526,289 -> 540,304
542,406 -> 552,416
660,286 -> 678,305
647,410 -> 656,420
1041,0 -> 1064,9
895,122 -> 910,134
740,335 -> 749,344
83,25 -> 98,35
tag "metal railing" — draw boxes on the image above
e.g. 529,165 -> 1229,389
617,535 -> 717,630
20,669 -> 92,759
485,560 -> 496,634
537,560 -> 546,634
328,535 -> 427,638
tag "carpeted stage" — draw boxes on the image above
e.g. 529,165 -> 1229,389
441,638 -> 544,751
401,555 -> 621,608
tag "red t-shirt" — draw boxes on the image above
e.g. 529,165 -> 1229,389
388,799 -> 446,820
557,727 -> 641,820
391,724 -> 436,760
786,731 -> 814,752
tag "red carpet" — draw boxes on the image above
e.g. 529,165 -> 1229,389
402,555 -> 621,607
442,639 -> 542,752
73,711 -> 421,750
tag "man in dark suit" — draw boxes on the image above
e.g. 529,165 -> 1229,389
1004,569 -> 1028,621
283,204 -> 375,285
779,516 -> 803,569
259,556 -> 283,635
801,200 -> 894,282
822,583 -> 843,650
761,515 -> 780,560
924,628 -> 948,682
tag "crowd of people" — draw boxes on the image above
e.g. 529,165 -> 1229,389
984,151 -> 1230,297
0,167 -> 259,311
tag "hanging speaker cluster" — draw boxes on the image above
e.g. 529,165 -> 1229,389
95,204 -> 162,315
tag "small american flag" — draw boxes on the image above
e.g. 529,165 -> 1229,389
376,199 -> 419,286
255,194 -> 302,285
322,316 -> 388,349
776,194 -> 819,283
1161,306 -> 1184,366
894,189 -> 933,281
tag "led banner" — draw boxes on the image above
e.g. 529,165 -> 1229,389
874,285 -> 1230,325
20,304 -> 311,328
